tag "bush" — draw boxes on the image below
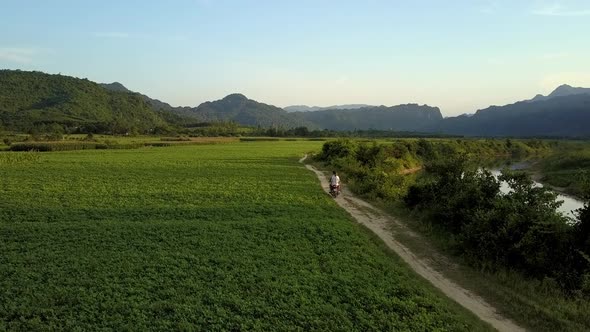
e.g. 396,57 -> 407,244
318,139 -> 358,161
405,157 -> 588,291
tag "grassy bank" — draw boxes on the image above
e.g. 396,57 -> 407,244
382,203 -> 590,332
532,141 -> 590,198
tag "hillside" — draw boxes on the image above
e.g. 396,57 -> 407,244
102,83 -> 314,129
0,70 -> 169,134
100,82 -> 178,113
180,93 -> 314,128
299,104 -> 443,131
433,93 -> 590,137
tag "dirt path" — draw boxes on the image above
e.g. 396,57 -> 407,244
300,156 -> 525,332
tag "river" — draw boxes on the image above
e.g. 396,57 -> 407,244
488,168 -> 584,220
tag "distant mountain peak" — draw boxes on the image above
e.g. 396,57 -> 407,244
549,84 -> 584,97
222,93 -> 248,102
100,82 -> 130,92
527,84 -> 590,102
110,81 -> 126,88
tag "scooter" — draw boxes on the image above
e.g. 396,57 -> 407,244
330,184 -> 340,198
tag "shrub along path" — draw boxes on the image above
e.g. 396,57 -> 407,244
302,156 -> 525,332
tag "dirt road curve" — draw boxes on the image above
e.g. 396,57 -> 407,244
301,156 -> 525,332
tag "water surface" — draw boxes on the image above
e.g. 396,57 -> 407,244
489,169 -> 584,220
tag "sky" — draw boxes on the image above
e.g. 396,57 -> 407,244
1,0 -> 589,116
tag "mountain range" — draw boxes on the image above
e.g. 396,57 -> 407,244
431,91 -> 590,137
98,81 -> 590,136
299,104 -> 442,131
1,69 -> 590,137
283,104 -> 373,112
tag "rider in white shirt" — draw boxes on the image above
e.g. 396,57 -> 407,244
330,171 -> 340,192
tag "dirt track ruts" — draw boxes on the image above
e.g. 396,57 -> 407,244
301,155 -> 525,332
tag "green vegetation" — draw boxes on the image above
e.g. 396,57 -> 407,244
535,142 -> 590,197
404,157 -> 589,292
318,138 -> 590,331
0,70 -> 171,135
0,141 -> 490,331
317,138 -> 551,201
5,136 -> 237,152
383,204 -> 590,332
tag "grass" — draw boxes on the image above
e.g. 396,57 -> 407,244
379,201 -> 590,332
0,141 -> 490,331
536,147 -> 590,198
6,136 -> 239,152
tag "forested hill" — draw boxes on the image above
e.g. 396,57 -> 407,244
0,70 -> 169,134
179,93 -> 315,128
100,82 -> 178,113
299,105 -> 443,131
101,83 -> 313,128
432,94 -> 590,137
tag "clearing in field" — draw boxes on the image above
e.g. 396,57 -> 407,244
1,141 -> 490,330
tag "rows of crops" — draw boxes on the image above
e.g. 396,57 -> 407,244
0,142 -> 489,330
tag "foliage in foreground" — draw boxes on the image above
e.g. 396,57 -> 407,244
404,155 -> 590,293
537,143 -> 590,197
318,138 -> 590,330
316,138 -> 551,201
0,142 -> 490,331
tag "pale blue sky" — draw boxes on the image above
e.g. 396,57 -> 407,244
1,0 -> 589,115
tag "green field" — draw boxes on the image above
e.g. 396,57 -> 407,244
0,142 -> 490,330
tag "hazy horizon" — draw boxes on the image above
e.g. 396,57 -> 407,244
1,0 -> 589,116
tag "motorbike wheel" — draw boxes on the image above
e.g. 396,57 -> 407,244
330,187 -> 339,198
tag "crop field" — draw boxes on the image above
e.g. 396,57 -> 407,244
0,141 -> 489,331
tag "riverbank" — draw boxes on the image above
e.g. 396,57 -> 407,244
381,202 -> 590,332
486,154 -> 587,202
527,166 -> 587,200
529,142 -> 590,199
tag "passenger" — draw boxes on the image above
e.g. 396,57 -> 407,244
330,171 -> 340,195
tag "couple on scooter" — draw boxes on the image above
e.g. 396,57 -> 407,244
330,171 -> 340,197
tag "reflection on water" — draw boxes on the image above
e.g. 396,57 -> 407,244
488,169 -> 584,220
